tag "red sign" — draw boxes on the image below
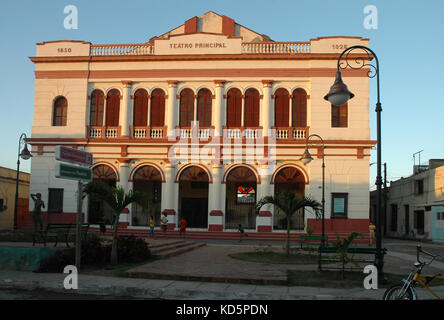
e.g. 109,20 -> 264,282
55,146 -> 93,166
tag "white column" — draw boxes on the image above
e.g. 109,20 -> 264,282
120,81 -> 132,137
208,163 -> 225,231
117,160 -> 131,225
262,80 -> 273,137
213,80 -> 225,136
161,163 -> 178,229
256,164 -> 274,232
167,81 -> 178,138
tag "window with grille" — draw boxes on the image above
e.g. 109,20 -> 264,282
331,193 -> 348,218
331,103 -> 348,128
52,97 -> 67,126
48,188 -> 64,213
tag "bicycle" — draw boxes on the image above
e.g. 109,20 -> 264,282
383,244 -> 444,300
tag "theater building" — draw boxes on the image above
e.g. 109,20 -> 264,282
27,11 -> 374,238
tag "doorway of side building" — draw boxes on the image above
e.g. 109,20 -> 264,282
178,166 -> 209,229
88,164 -> 117,225
132,165 -> 162,227
225,166 -> 257,230
273,166 -> 306,230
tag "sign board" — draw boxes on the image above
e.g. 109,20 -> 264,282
154,34 -> 242,55
55,163 -> 92,182
55,146 -> 93,166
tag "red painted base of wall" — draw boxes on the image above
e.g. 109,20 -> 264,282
209,224 -> 223,231
307,218 -> 370,238
257,226 -> 272,232
22,212 -> 85,227
167,223 -> 175,230
209,210 -> 223,216
162,209 -> 176,216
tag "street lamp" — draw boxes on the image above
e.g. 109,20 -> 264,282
14,133 -> 32,231
324,45 -> 386,283
300,134 -> 325,269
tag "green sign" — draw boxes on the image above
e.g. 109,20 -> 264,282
56,163 -> 92,182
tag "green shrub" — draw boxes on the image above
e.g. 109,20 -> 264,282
116,235 -> 151,263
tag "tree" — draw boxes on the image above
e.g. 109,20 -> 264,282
83,181 -> 150,265
332,231 -> 362,279
256,190 -> 321,257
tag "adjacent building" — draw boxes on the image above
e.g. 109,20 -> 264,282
27,11 -> 375,237
380,159 -> 444,242
0,167 -> 30,230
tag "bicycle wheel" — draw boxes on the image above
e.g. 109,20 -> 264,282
383,285 -> 416,300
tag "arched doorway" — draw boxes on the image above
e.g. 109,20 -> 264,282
225,166 -> 257,230
132,165 -> 162,226
88,164 -> 117,225
273,166 -> 306,230
178,166 -> 209,229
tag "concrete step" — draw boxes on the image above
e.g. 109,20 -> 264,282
152,242 -> 206,259
149,240 -> 195,255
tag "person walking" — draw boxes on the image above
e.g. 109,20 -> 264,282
160,212 -> 168,237
238,224 -> 248,242
179,218 -> 187,239
149,215 -> 155,238
369,221 -> 376,246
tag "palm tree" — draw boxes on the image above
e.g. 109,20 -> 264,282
83,181 -> 150,265
256,190 -> 321,257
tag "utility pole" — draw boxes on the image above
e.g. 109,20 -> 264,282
383,162 -> 387,235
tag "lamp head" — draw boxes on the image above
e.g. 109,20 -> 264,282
300,147 -> 313,165
324,70 -> 355,106
19,143 -> 32,160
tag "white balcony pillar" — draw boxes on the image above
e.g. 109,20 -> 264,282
213,80 -> 225,136
167,81 -> 178,138
261,80 -> 274,137
120,81 -> 132,137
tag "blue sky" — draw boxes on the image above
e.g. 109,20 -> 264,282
0,0 -> 443,190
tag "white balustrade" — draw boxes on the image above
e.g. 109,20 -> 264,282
150,128 -> 164,139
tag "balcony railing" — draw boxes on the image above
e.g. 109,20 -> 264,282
88,42 -> 310,56
88,126 -> 121,139
223,127 -> 263,139
242,42 -> 311,54
272,127 -> 309,140
130,126 -> 166,139
177,126 -> 213,140
90,44 -> 154,56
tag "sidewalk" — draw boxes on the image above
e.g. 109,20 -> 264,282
1,238 -> 444,300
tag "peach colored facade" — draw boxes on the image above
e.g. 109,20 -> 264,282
27,12 -> 374,236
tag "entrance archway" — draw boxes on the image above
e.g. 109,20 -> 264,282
178,166 -> 209,228
273,166 -> 306,230
132,165 -> 162,226
88,164 -> 117,224
225,166 -> 257,230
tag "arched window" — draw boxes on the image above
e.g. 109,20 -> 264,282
331,103 -> 348,128
292,88 -> 307,127
274,88 -> 290,127
244,88 -> 260,127
105,89 -> 120,127
197,88 -> 212,127
150,89 -> 166,127
226,88 -> 242,127
52,96 -> 67,126
90,90 -> 104,126
133,89 -> 148,127
179,88 -> 195,127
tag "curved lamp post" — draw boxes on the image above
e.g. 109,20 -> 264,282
324,45 -> 385,283
300,134 -> 325,271
14,133 -> 32,231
